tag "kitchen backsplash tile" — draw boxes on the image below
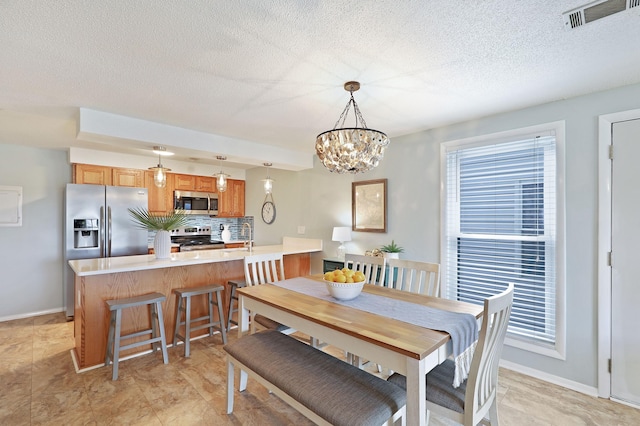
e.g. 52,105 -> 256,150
146,216 -> 254,245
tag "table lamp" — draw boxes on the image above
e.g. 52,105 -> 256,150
332,226 -> 352,260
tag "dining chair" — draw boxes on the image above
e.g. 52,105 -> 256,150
243,252 -> 295,334
344,254 -> 386,286
386,258 -> 441,297
387,283 -> 515,426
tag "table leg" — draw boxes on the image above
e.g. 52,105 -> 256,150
406,357 -> 427,426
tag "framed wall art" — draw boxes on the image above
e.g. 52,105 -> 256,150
352,179 -> 387,233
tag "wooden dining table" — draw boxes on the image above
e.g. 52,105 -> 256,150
236,275 -> 483,426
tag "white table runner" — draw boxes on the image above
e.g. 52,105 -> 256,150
273,277 -> 478,387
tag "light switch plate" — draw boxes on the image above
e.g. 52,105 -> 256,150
297,225 -> 305,234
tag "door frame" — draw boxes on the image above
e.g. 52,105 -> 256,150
597,108 -> 640,398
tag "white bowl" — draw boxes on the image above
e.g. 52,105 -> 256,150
324,279 -> 365,301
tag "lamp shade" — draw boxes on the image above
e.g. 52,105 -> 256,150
332,226 -> 352,243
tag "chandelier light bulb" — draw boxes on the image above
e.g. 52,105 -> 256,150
262,162 -> 274,194
149,146 -> 172,188
214,155 -> 229,192
217,173 -> 227,192
154,166 -> 167,188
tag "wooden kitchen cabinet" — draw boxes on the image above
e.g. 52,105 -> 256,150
145,171 -> 174,214
195,176 -> 215,192
173,174 -> 216,192
112,168 -> 144,187
224,242 -> 245,249
173,174 -> 196,191
148,246 -> 180,254
73,164 -> 112,185
218,179 -> 245,217
74,164 -> 143,187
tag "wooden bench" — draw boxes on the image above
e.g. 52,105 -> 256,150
224,329 -> 406,426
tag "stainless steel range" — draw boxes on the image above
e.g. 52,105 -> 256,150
170,226 -> 225,251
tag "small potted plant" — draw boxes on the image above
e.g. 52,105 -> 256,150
128,207 -> 189,259
380,240 -> 404,259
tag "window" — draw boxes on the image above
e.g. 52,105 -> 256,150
441,122 -> 565,358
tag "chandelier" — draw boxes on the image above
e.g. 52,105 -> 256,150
315,81 -> 390,174
149,146 -> 173,188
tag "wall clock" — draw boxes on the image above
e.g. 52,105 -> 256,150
261,194 -> 276,224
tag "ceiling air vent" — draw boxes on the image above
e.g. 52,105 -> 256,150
563,0 -> 633,29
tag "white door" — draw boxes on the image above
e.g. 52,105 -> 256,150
611,118 -> 640,405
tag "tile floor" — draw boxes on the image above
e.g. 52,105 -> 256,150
1,313 -> 639,425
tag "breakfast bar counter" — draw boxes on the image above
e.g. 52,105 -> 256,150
69,237 -> 322,370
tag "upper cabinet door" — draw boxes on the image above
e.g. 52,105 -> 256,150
231,179 -> 245,216
145,171 -> 174,214
195,176 -> 215,192
218,179 -> 245,217
73,164 -> 113,185
112,168 -> 144,187
173,174 -> 196,190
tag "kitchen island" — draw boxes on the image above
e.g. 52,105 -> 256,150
69,237 -> 322,370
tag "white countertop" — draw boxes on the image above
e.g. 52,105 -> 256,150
70,237 -> 323,276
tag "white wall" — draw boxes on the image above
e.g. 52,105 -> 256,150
0,144 -> 69,319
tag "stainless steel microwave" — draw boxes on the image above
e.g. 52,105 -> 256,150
173,191 -> 218,215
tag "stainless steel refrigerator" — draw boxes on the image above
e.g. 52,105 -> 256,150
63,184 -> 149,318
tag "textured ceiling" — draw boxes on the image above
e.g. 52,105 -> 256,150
1,0 -> 639,169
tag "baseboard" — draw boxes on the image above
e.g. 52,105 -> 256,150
0,307 -> 64,323
499,359 -> 599,398
611,397 -> 640,410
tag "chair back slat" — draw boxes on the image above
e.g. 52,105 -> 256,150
344,254 -> 387,286
465,283 -> 514,426
386,258 -> 440,297
244,252 -> 285,286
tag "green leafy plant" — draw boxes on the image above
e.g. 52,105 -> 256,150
127,207 -> 189,231
380,240 -> 404,253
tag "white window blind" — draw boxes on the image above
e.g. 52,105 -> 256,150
444,134 -> 558,346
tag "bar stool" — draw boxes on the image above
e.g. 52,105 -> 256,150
226,279 -> 246,332
173,284 -> 227,357
104,292 -> 169,381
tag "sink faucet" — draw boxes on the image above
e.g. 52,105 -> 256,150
241,223 -> 252,252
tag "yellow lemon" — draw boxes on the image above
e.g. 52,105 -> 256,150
353,271 -> 365,283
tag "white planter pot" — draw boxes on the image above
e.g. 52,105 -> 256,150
383,252 -> 400,260
153,230 -> 171,259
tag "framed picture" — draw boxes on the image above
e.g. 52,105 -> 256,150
352,179 -> 387,233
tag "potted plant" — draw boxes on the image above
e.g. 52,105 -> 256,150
128,207 -> 189,259
380,240 -> 404,259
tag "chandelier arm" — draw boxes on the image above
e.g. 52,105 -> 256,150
333,98 -> 354,130
352,100 -> 368,130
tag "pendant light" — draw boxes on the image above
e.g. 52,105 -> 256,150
213,155 -> 230,192
315,81 -> 390,174
149,146 -> 173,188
261,162 -> 274,194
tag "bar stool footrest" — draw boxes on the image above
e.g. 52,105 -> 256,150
119,336 -> 165,352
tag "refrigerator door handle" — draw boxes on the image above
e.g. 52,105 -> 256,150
100,206 -> 105,257
107,206 -> 112,257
